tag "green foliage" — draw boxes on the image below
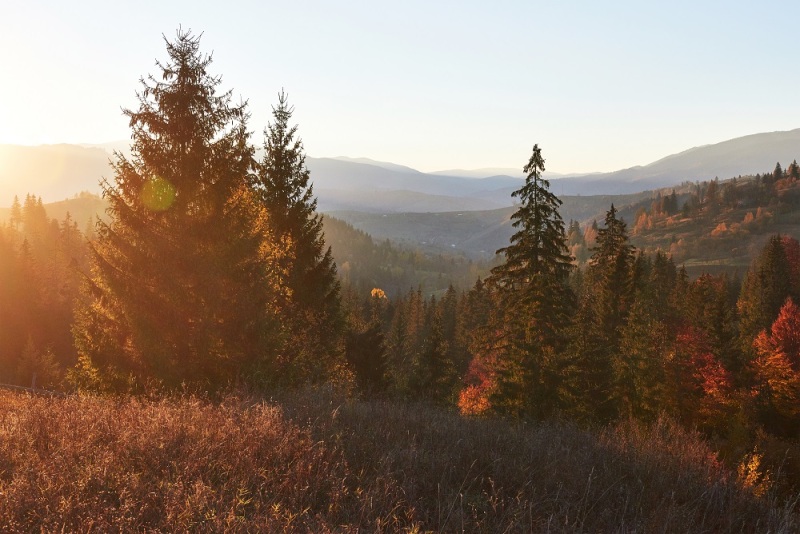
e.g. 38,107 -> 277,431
614,297 -> 668,421
563,204 -> 636,422
344,323 -> 388,397
486,144 -> 575,417
252,92 -> 343,384
738,235 -> 798,358
72,31 -> 280,393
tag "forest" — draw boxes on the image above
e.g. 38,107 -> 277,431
2,30 -> 800,530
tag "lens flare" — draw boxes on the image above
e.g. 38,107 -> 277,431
141,176 -> 176,211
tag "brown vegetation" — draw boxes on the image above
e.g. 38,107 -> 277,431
0,389 -> 796,532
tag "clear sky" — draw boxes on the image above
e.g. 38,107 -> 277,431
1,1 -> 798,174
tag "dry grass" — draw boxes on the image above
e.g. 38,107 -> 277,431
0,389 -> 796,532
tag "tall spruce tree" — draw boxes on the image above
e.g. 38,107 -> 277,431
738,235 -> 796,359
487,144 -> 574,417
564,204 -> 635,422
71,31 -> 280,393
253,91 -> 342,383
590,204 -> 636,347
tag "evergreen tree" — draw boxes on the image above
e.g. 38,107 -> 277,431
253,91 -> 342,383
615,296 -> 668,421
72,31 -> 279,393
589,204 -> 636,356
9,196 -> 22,230
345,323 -> 388,397
773,162 -> 784,182
487,144 -> 574,417
564,204 -> 635,422
789,159 -> 800,180
411,304 -> 457,403
738,235 -> 795,358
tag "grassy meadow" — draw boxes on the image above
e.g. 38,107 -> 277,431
0,388 -> 796,532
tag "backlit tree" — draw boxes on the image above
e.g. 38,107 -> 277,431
487,144 -> 574,417
72,30 -> 280,393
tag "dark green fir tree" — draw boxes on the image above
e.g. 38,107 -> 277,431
253,91 -> 343,384
487,144 -> 575,417
71,30 -> 280,393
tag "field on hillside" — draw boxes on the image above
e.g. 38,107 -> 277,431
0,389 -> 795,532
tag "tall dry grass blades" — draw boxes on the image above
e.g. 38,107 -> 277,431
0,390 -> 796,532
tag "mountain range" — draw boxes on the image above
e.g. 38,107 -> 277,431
1,129 -> 798,213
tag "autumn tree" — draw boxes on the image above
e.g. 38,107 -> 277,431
486,144 -> 575,417
751,297 -> 800,435
253,91 -> 343,384
72,31 -> 280,393
458,279 -> 505,415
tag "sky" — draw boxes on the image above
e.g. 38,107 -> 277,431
1,1 -> 798,174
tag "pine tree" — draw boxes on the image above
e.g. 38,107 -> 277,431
487,144 -> 574,417
253,91 -> 342,383
71,30 -> 280,393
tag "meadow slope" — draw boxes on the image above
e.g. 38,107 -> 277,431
0,389 -> 795,532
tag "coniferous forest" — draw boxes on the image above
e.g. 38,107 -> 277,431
3,31 -> 800,531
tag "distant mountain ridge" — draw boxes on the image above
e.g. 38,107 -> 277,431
1,128 -> 798,211
547,128 -> 800,195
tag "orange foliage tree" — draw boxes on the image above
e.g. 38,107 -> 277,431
751,298 -> 800,435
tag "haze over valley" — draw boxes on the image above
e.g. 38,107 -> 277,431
3,127 -> 799,210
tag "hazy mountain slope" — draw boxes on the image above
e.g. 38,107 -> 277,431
316,188 -> 503,213
430,167 -> 525,179
327,191 -> 653,258
2,128 -> 798,210
549,129 -> 800,195
0,144 -> 112,204
306,157 -> 520,197
330,156 -> 422,174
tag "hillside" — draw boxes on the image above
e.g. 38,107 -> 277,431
546,128 -> 800,195
0,195 -> 490,298
0,144 -> 112,205
328,191 -> 654,259
624,171 -> 800,276
0,389 -> 793,532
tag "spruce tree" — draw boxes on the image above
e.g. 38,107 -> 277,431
738,235 -> 795,359
72,31 -> 279,393
253,91 -> 342,384
589,204 -> 636,349
564,204 -> 635,422
9,196 -> 22,230
487,144 -> 574,417
773,162 -> 784,182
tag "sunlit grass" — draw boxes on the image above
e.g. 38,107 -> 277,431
0,389 -> 796,532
